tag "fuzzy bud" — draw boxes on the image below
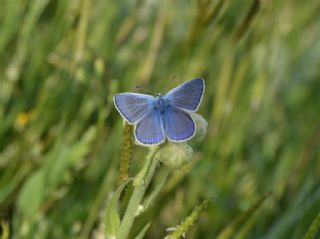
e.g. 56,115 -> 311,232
155,142 -> 193,169
191,113 -> 208,143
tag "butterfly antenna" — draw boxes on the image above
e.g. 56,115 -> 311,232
136,85 -> 156,95
162,74 -> 178,93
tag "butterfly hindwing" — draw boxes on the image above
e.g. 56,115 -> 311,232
165,78 -> 204,112
114,93 -> 155,124
164,106 -> 195,141
135,109 -> 165,145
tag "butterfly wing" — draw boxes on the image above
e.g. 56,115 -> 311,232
114,93 -> 155,124
165,78 -> 204,112
163,106 -> 195,142
134,109 -> 165,145
114,78 -> 204,144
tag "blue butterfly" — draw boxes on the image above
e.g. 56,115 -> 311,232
114,78 -> 205,145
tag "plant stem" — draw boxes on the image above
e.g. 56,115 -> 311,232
303,212 -> 320,239
116,148 -> 158,239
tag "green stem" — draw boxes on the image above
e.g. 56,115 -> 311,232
116,148 -> 158,239
143,167 -> 170,212
303,212 -> 320,239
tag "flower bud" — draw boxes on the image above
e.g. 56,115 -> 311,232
155,142 -> 193,169
190,113 -> 208,143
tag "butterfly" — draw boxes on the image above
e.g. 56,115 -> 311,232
113,78 -> 205,146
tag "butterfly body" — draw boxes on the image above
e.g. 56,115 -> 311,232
154,95 -> 169,113
114,78 -> 205,145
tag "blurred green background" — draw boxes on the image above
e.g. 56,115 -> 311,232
0,0 -> 320,238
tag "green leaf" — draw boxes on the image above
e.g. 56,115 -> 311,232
45,146 -> 68,189
45,126 -> 96,191
142,167 -> 170,213
105,179 -> 132,238
16,127 -> 96,220
165,199 -> 212,239
134,222 -> 151,239
303,212 -> 320,239
0,218 -> 9,239
17,170 -> 46,219
66,126 -> 96,165
217,192 -> 271,239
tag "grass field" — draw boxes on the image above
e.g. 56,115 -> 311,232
0,0 -> 320,238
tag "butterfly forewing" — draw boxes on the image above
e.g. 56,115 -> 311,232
163,107 -> 195,141
114,93 -> 155,124
165,78 -> 204,112
135,109 -> 165,145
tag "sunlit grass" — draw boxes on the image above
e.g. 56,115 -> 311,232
0,0 -> 320,238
